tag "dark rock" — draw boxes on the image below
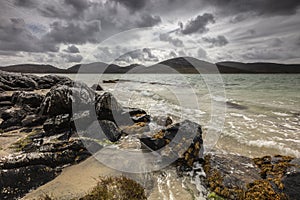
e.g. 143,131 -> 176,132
21,114 -> 47,127
0,95 -> 12,102
103,79 -> 118,83
91,84 -> 103,91
11,91 -> 44,108
140,120 -> 203,167
39,82 -> 95,116
131,114 -> 151,123
95,92 -> 124,122
0,165 -> 57,200
0,101 -> 13,107
34,75 -> 72,89
43,114 -> 71,136
98,120 -> 123,142
0,109 -> 27,130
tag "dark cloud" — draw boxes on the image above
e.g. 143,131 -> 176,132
206,0 -> 300,16
159,33 -> 184,47
14,0 -> 37,7
112,0 -> 147,12
64,0 -> 90,11
63,45 -> 80,53
43,20 -> 100,44
179,13 -> 215,35
0,18 -> 58,52
136,14 -> 162,27
64,54 -> 83,63
203,35 -> 229,47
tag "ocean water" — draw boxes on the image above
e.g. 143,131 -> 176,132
40,73 -> 300,158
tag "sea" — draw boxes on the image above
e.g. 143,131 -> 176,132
38,73 -> 300,158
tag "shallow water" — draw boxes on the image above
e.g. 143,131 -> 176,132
37,73 -> 300,158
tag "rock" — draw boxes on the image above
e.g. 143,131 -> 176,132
98,120 -> 123,142
103,79 -> 118,83
282,159 -> 300,200
11,91 -> 44,108
131,114 -> 151,123
21,114 -> 47,127
0,70 -> 38,91
0,101 -> 13,107
120,122 -> 150,135
140,120 -> 203,167
0,109 -> 27,130
0,165 -> 57,200
0,95 -> 12,102
91,84 -> 103,91
152,116 -> 173,127
43,114 -> 72,136
203,154 -> 299,200
95,92 -> 124,122
33,75 -> 72,89
39,82 -> 95,116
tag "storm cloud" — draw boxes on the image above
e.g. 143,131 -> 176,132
203,35 -> 229,47
179,13 -> 215,35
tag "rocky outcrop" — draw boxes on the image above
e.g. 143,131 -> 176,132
0,70 -> 71,91
11,91 -> 44,108
203,154 -> 300,200
140,120 -> 203,168
39,83 -> 95,116
95,92 -> 124,122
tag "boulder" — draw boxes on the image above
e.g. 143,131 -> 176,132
43,114 -> 72,136
21,114 -> 47,127
98,120 -> 123,142
0,109 -> 27,130
95,92 -> 124,122
140,120 -> 203,167
91,84 -> 103,91
39,82 -> 95,116
11,91 -> 44,108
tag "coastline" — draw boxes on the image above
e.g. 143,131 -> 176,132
0,70 -> 299,199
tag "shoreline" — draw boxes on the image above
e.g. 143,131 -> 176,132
0,70 -> 299,199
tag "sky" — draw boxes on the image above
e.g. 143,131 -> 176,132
0,0 -> 300,67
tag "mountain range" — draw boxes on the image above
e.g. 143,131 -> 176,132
1,57 -> 300,74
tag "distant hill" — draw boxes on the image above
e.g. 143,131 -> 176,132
1,57 -> 300,74
216,62 -> 300,73
0,64 -> 67,73
66,62 -> 140,74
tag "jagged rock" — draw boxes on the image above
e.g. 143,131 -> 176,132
11,91 -> 44,108
32,75 -> 72,89
203,154 -> 300,200
43,114 -> 72,136
0,165 -> 57,200
21,114 -> 47,127
95,92 -> 124,122
0,101 -> 13,107
39,83 -> 95,116
282,159 -> 300,200
140,120 -> 203,167
98,120 -> 123,142
0,109 -> 27,130
91,84 -> 103,91
0,94 -> 12,102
